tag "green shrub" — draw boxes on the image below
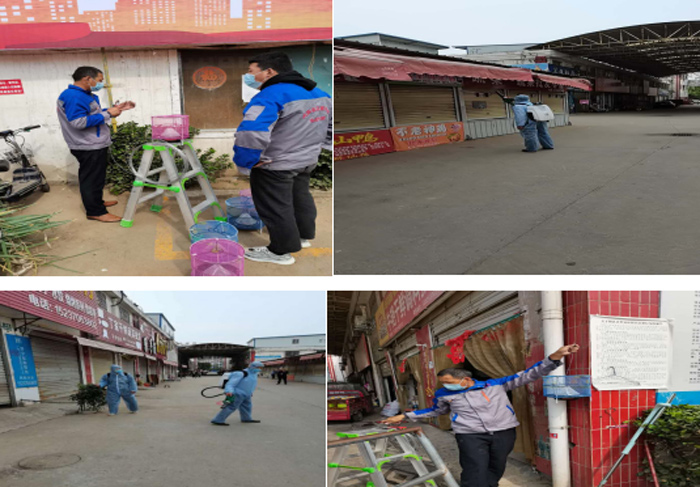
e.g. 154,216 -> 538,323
70,383 -> 107,413
311,148 -> 332,190
634,404 -> 700,486
107,122 -> 232,195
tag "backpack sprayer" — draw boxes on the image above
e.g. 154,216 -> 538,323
201,386 -> 235,408
495,90 -> 555,122
200,370 -> 249,408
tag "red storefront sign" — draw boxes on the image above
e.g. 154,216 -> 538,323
0,79 -> 23,95
334,130 -> 396,161
415,324 -> 437,411
391,122 -> 465,152
375,291 -> 443,346
0,291 -> 142,351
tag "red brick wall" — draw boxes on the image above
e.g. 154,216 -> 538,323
563,291 -> 659,487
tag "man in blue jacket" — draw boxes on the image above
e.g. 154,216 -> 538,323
383,344 -> 580,487
512,94 -> 554,153
211,361 -> 264,426
57,66 -> 135,222
234,52 -> 332,266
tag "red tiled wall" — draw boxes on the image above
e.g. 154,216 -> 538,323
561,291 -> 659,487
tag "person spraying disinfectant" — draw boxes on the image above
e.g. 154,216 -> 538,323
210,361 -> 264,426
512,94 -> 555,153
99,364 -> 139,416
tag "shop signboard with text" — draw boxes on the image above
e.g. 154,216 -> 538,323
0,291 -> 142,351
6,335 -> 38,388
334,130 -> 396,161
391,122 -> 464,152
376,291 -> 443,346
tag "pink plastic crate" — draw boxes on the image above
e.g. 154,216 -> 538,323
190,238 -> 244,276
152,115 -> 190,141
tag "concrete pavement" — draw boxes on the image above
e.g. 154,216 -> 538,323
0,376 -> 326,487
16,179 -> 331,276
335,106 -> 700,274
328,412 -> 551,487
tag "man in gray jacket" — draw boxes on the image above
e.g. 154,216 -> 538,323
383,344 -> 580,487
57,66 -> 135,222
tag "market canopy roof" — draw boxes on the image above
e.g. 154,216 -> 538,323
178,343 -> 250,369
530,21 -> 700,77
335,45 -> 592,90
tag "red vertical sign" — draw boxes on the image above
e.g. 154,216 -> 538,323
415,324 -> 436,413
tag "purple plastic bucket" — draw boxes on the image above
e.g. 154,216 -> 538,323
190,238 -> 245,276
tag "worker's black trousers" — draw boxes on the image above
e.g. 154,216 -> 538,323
455,428 -> 517,487
70,147 -> 109,217
249,164 -> 317,255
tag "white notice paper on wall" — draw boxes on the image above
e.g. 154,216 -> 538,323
590,315 -> 671,391
659,291 -> 700,391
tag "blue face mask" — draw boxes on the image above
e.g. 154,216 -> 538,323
444,381 -> 468,391
243,73 -> 262,89
91,81 -> 104,92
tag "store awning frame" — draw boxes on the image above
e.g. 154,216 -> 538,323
335,46 -> 592,91
300,353 -> 326,362
163,360 -> 179,367
76,337 -> 144,357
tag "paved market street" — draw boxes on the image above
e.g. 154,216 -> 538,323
0,376 -> 325,487
335,107 -> 700,274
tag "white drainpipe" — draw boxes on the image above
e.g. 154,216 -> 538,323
541,291 -> 571,487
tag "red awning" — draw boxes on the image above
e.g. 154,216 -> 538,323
300,353 -> 325,362
534,73 -> 592,91
335,47 -> 534,83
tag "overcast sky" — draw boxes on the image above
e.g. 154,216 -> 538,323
334,0 -> 700,47
124,291 -> 326,344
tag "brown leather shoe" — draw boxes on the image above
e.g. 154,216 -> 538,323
87,213 -> 122,223
104,200 -> 118,207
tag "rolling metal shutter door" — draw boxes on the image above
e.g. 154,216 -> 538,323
0,343 -> 11,405
390,85 -> 458,125
463,91 -> 508,119
395,333 -> 418,361
91,349 -> 113,384
434,294 -> 521,344
31,337 -> 81,401
138,357 -> 147,378
543,92 -> 567,114
509,90 -> 540,103
335,82 -> 386,131
122,357 -> 136,377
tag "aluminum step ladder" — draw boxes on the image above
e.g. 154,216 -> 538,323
120,140 -> 226,229
328,426 -> 459,487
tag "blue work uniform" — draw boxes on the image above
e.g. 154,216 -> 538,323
211,363 -> 263,424
512,95 -> 554,152
99,364 -> 138,415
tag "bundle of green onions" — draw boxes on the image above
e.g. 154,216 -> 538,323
0,206 -> 71,275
